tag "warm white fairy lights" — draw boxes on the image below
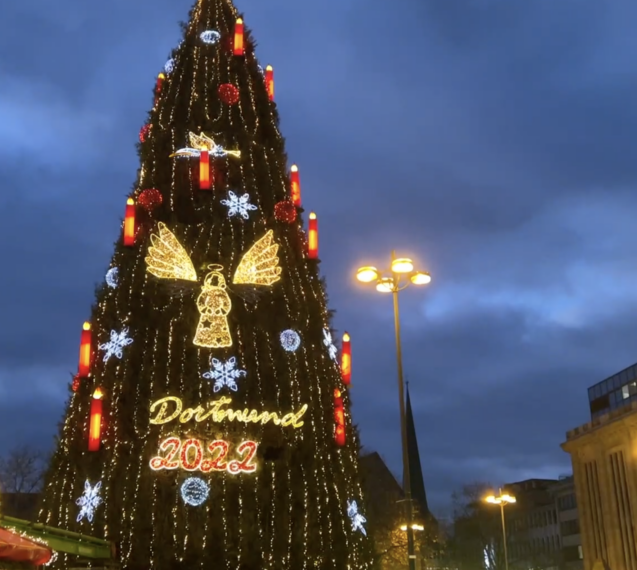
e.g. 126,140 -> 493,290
38,0 -> 371,567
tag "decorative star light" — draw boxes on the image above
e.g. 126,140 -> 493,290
257,65 -> 264,76
170,132 -> 241,159
105,267 -> 119,288
99,328 -> 134,362
164,58 -> 175,74
181,477 -> 210,506
221,191 -> 258,220
280,329 -> 301,352
200,30 -> 220,44
203,356 -> 246,392
323,328 -> 337,361
347,500 -> 367,536
76,480 -> 102,523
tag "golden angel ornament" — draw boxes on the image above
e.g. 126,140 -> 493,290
145,223 -> 282,348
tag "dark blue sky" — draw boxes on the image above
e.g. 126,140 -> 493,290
1,0 -> 636,516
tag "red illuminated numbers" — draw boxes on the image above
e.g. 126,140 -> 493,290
150,438 -> 257,474
227,441 -> 258,474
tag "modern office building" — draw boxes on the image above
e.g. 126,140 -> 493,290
562,361 -> 637,570
587,361 -> 637,420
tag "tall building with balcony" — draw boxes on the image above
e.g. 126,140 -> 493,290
562,361 -> 637,570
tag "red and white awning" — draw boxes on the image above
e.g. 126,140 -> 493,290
0,527 -> 53,565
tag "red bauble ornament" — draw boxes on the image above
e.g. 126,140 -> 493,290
138,188 -> 163,211
139,124 -> 151,143
218,83 -> 240,105
274,200 -> 297,223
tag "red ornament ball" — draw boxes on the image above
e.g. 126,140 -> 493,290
274,200 -> 297,224
139,124 -> 151,143
218,83 -> 240,105
138,188 -> 163,211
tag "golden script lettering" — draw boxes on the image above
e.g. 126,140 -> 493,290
149,396 -> 308,429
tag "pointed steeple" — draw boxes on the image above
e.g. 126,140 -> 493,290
405,383 -> 432,520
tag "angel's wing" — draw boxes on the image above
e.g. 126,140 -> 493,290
232,230 -> 282,286
189,132 -> 213,151
145,223 -> 198,281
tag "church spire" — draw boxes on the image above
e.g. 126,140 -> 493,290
405,383 -> 432,519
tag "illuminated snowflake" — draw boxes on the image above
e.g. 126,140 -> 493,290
99,328 -> 133,362
347,500 -> 367,536
105,267 -> 118,288
323,328 -> 337,361
220,191 -> 258,220
203,356 -> 246,392
76,480 -> 102,523
200,30 -> 220,44
164,58 -> 174,74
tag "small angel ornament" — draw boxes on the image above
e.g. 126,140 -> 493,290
145,223 -> 282,348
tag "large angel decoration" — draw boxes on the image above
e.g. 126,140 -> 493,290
145,223 -> 281,348
169,131 -> 241,159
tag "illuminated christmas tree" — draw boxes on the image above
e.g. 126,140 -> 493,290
37,1 -> 372,569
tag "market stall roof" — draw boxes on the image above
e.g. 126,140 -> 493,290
0,527 -> 52,565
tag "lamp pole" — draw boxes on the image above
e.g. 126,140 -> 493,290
485,489 -> 516,570
391,252 -> 416,570
355,252 -> 432,570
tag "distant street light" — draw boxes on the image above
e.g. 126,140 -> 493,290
355,251 -> 431,570
485,490 -> 517,570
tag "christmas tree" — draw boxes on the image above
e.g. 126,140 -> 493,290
37,1 -> 372,569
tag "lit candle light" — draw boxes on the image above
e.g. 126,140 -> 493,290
308,212 -> 318,259
199,150 -> 210,190
78,322 -> 92,378
233,18 -> 244,56
88,387 -> 104,451
290,164 -> 301,206
124,198 -> 136,246
341,332 -> 351,386
265,65 -> 274,101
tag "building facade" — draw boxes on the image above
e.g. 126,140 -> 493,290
562,398 -> 637,570
552,477 -> 584,570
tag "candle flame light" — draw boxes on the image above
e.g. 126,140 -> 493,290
290,164 -> 301,206
308,212 -> 318,259
124,198 -> 136,246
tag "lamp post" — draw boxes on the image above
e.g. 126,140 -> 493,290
356,253 -> 431,570
485,490 -> 516,570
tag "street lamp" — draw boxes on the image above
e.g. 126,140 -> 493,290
485,490 -> 516,570
356,252 -> 431,570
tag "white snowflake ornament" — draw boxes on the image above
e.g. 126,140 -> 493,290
220,191 -> 258,219
347,500 -> 367,536
203,356 -> 246,392
99,328 -> 134,362
76,480 -> 103,523
323,328 -> 337,361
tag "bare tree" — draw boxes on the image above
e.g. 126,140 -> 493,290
0,445 -> 48,494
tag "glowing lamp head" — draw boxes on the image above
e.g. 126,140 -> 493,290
375,278 -> 394,293
82,321 -> 91,331
343,332 -> 350,342
356,266 -> 379,283
93,387 -> 104,400
410,271 -> 432,285
391,258 -> 414,274
127,198 -> 135,206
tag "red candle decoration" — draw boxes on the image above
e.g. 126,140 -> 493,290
88,387 -> 104,451
290,164 -> 301,206
265,65 -> 274,101
308,212 -> 318,259
341,332 -> 351,386
233,18 -> 245,56
334,389 -> 346,446
199,150 -> 211,190
274,200 -> 297,224
155,73 -> 165,105
78,321 -> 92,378
124,198 -> 136,246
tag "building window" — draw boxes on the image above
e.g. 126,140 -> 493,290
560,519 -> 580,536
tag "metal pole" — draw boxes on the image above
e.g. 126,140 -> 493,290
391,251 -> 416,570
500,499 -> 509,570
